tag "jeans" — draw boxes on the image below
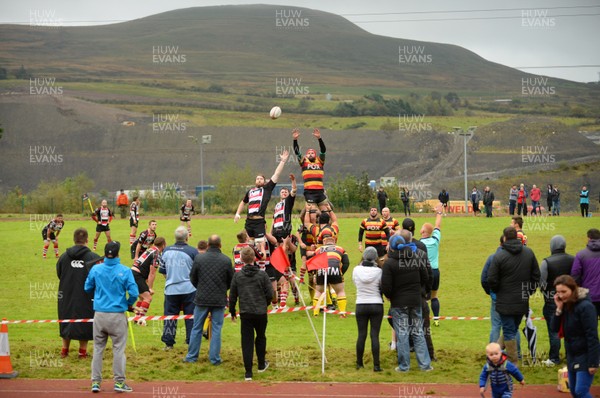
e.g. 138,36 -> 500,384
490,299 -> 501,343
355,304 -> 383,367
240,313 -> 268,378
567,369 -> 595,398
162,292 -> 196,347
499,313 -> 523,341
485,204 -> 493,217
531,200 -> 540,214
185,305 -> 224,364
543,301 -> 561,363
552,200 -> 560,215
509,200 -> 516,215
390,306 -> 431,371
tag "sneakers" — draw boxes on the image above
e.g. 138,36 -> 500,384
394,366 -> 408,373
114,382 -> 133,393
163,345 -> 173,351
258,361 -> 269,373
244,376 -> 252,381
421,366 -> 434,372
91,382 -> 100,393
373,366 -> 382,372
542,359 -> 557,367
433,320 -> 440,327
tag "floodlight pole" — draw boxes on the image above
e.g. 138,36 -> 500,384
188,135 -> 212,215
454,126 -> 477,215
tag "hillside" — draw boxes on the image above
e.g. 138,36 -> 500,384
0,4 -> 596,100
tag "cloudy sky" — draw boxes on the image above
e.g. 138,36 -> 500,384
4,0 -> 599,82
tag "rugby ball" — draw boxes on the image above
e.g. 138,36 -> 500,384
270,106 -> 282,119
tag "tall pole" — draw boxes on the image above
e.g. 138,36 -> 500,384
200,142 -> 205,215
463,134 -> 468,215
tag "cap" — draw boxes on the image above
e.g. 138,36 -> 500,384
362,246 -> 378,262
104,241 -> 121,258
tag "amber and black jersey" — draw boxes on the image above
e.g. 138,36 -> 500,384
294,138 -> 326,191
310,223 -> 339,245
381,217 -> 399,245
243,180 -> 276,218
359,217 -> 389,246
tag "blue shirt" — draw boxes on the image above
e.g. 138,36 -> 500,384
420,229 -> 441,270
159,241 -> 197,295
580,190 -> 589,204
84,257 -> 138,313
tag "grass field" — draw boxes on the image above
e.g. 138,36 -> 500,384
0,213 -> 596,384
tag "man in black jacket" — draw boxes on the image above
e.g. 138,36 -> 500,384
488,227 -> 540,366
483,186 -> 495,218
183,235 -> 233,365
382,229 -> 432,372
229,246 -> 274,381
540,235 -> 574,366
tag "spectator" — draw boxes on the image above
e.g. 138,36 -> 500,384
471,186 -> 482,216
229,246 -> 274,381
159,226 -> 198,350
481,236 -> 504,344
56,228 -> 101,359
540,235 -> 574,366
117,189 -> 129,219
487,227 -> 540,366
377,186 -> 388,214
580,185 -> 590,218
438,189 -> 449,216
551,275 -> 599,397
84,241 -> 138,393
400,187 -> 411,216
184,235 -> 233,365
353,247 -> 383,372
552,185 -> 561,216
546,184 -> 554,215
482,186 -> 495,218
479,342 -> 524,398
382,230 -> 432,372
530,184 -> 542,215
508,185 -> 518,216
517,184 -> 528,216
571,228 -> 600,315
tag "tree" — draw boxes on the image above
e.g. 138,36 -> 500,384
0,67 -> 7,80
15,65 -> 32,80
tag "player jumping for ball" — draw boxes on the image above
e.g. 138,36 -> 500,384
293,128 -> 331,219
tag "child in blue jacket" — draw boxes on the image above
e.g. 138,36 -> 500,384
479,342 -> 525,397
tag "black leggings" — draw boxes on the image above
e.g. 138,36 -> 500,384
240,313 -> 268,377
581,203 -> 589,217
355,303 -> 383,367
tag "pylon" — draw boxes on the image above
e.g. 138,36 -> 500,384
0,318 -> 18,379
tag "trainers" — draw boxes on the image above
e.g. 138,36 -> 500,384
542,359 -> 557,367
433,320 -> 440,327
91,382 -> 100,393
421,366 -> 434,372
163,345 -> 173,351
258,361 -> 269,373
394,366 -> 408,373
114,382 -> 133,393
244,376 -> 252,381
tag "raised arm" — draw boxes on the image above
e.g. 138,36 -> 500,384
433,202 -> 443,229
270,150 -> 289,183
292,129 -> 302,163
290,174 -> 297,197
313,128 -> 326,156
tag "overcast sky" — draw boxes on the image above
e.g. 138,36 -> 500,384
4,0 -> 600,82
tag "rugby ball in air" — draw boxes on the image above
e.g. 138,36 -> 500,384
270,106 -> 282,119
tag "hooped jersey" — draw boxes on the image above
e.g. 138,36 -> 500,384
133,246 -> 162,280
255,241 -> 272,271
315,244 -> 345,276
130,202 -> 139,221
310,223 -> 339,245
44,219 -> 64,234
180,204 -> 194,218
94,207 -> 113,226
136,229 -> 156,251
244,180 -> 276,218
300,157 -> 325,191
232,243 -> 263,272
359,217 -> 388,246
273,195 -> 295,232
381,217 -> 399,245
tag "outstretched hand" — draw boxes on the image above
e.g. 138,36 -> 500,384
292,128 -> 300,140
289,174 -> 296,181
279,149 -> 290,163
313,128 -> 321,140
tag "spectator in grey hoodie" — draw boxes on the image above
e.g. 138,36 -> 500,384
352,246 -> 383,372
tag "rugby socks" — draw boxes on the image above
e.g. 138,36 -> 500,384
431,298 -> 440,319
93,238 -> 98,250
337,296 -> 347,313
279,291 -> 288,308
187,226 -> 192,237
53,241 -> 59,258
129,234 -> 136,245
312,296 -> 320,316
43,243 -> 49,258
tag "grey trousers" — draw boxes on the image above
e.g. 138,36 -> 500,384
91,312 -> 128,383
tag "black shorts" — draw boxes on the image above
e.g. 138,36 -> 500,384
180,216 -> 191,222
431,268 -> 440,291
272,228 -> 291,241
96,224 -> 110,232
41,230 -> 56,241
130,218 -> 138,228
315,266 -> 343,285
304,189 -> 328,205
265,264 -> 284,282
133,271 -> 149,294
245,218 -> 266,239
130,243 -> 137,259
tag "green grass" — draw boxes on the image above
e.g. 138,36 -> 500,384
0,214 -> 595,384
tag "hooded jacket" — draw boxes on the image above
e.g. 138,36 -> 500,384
381,247 -> 429,308
352,260 -> 383,304
479,353 -> 523,392
84,257 -> 138,313
487,238 -> 540,316
540,235 -> 574,303
550,288 -> 600,372
571,239 -> 600,302
229,264 -> 273,315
